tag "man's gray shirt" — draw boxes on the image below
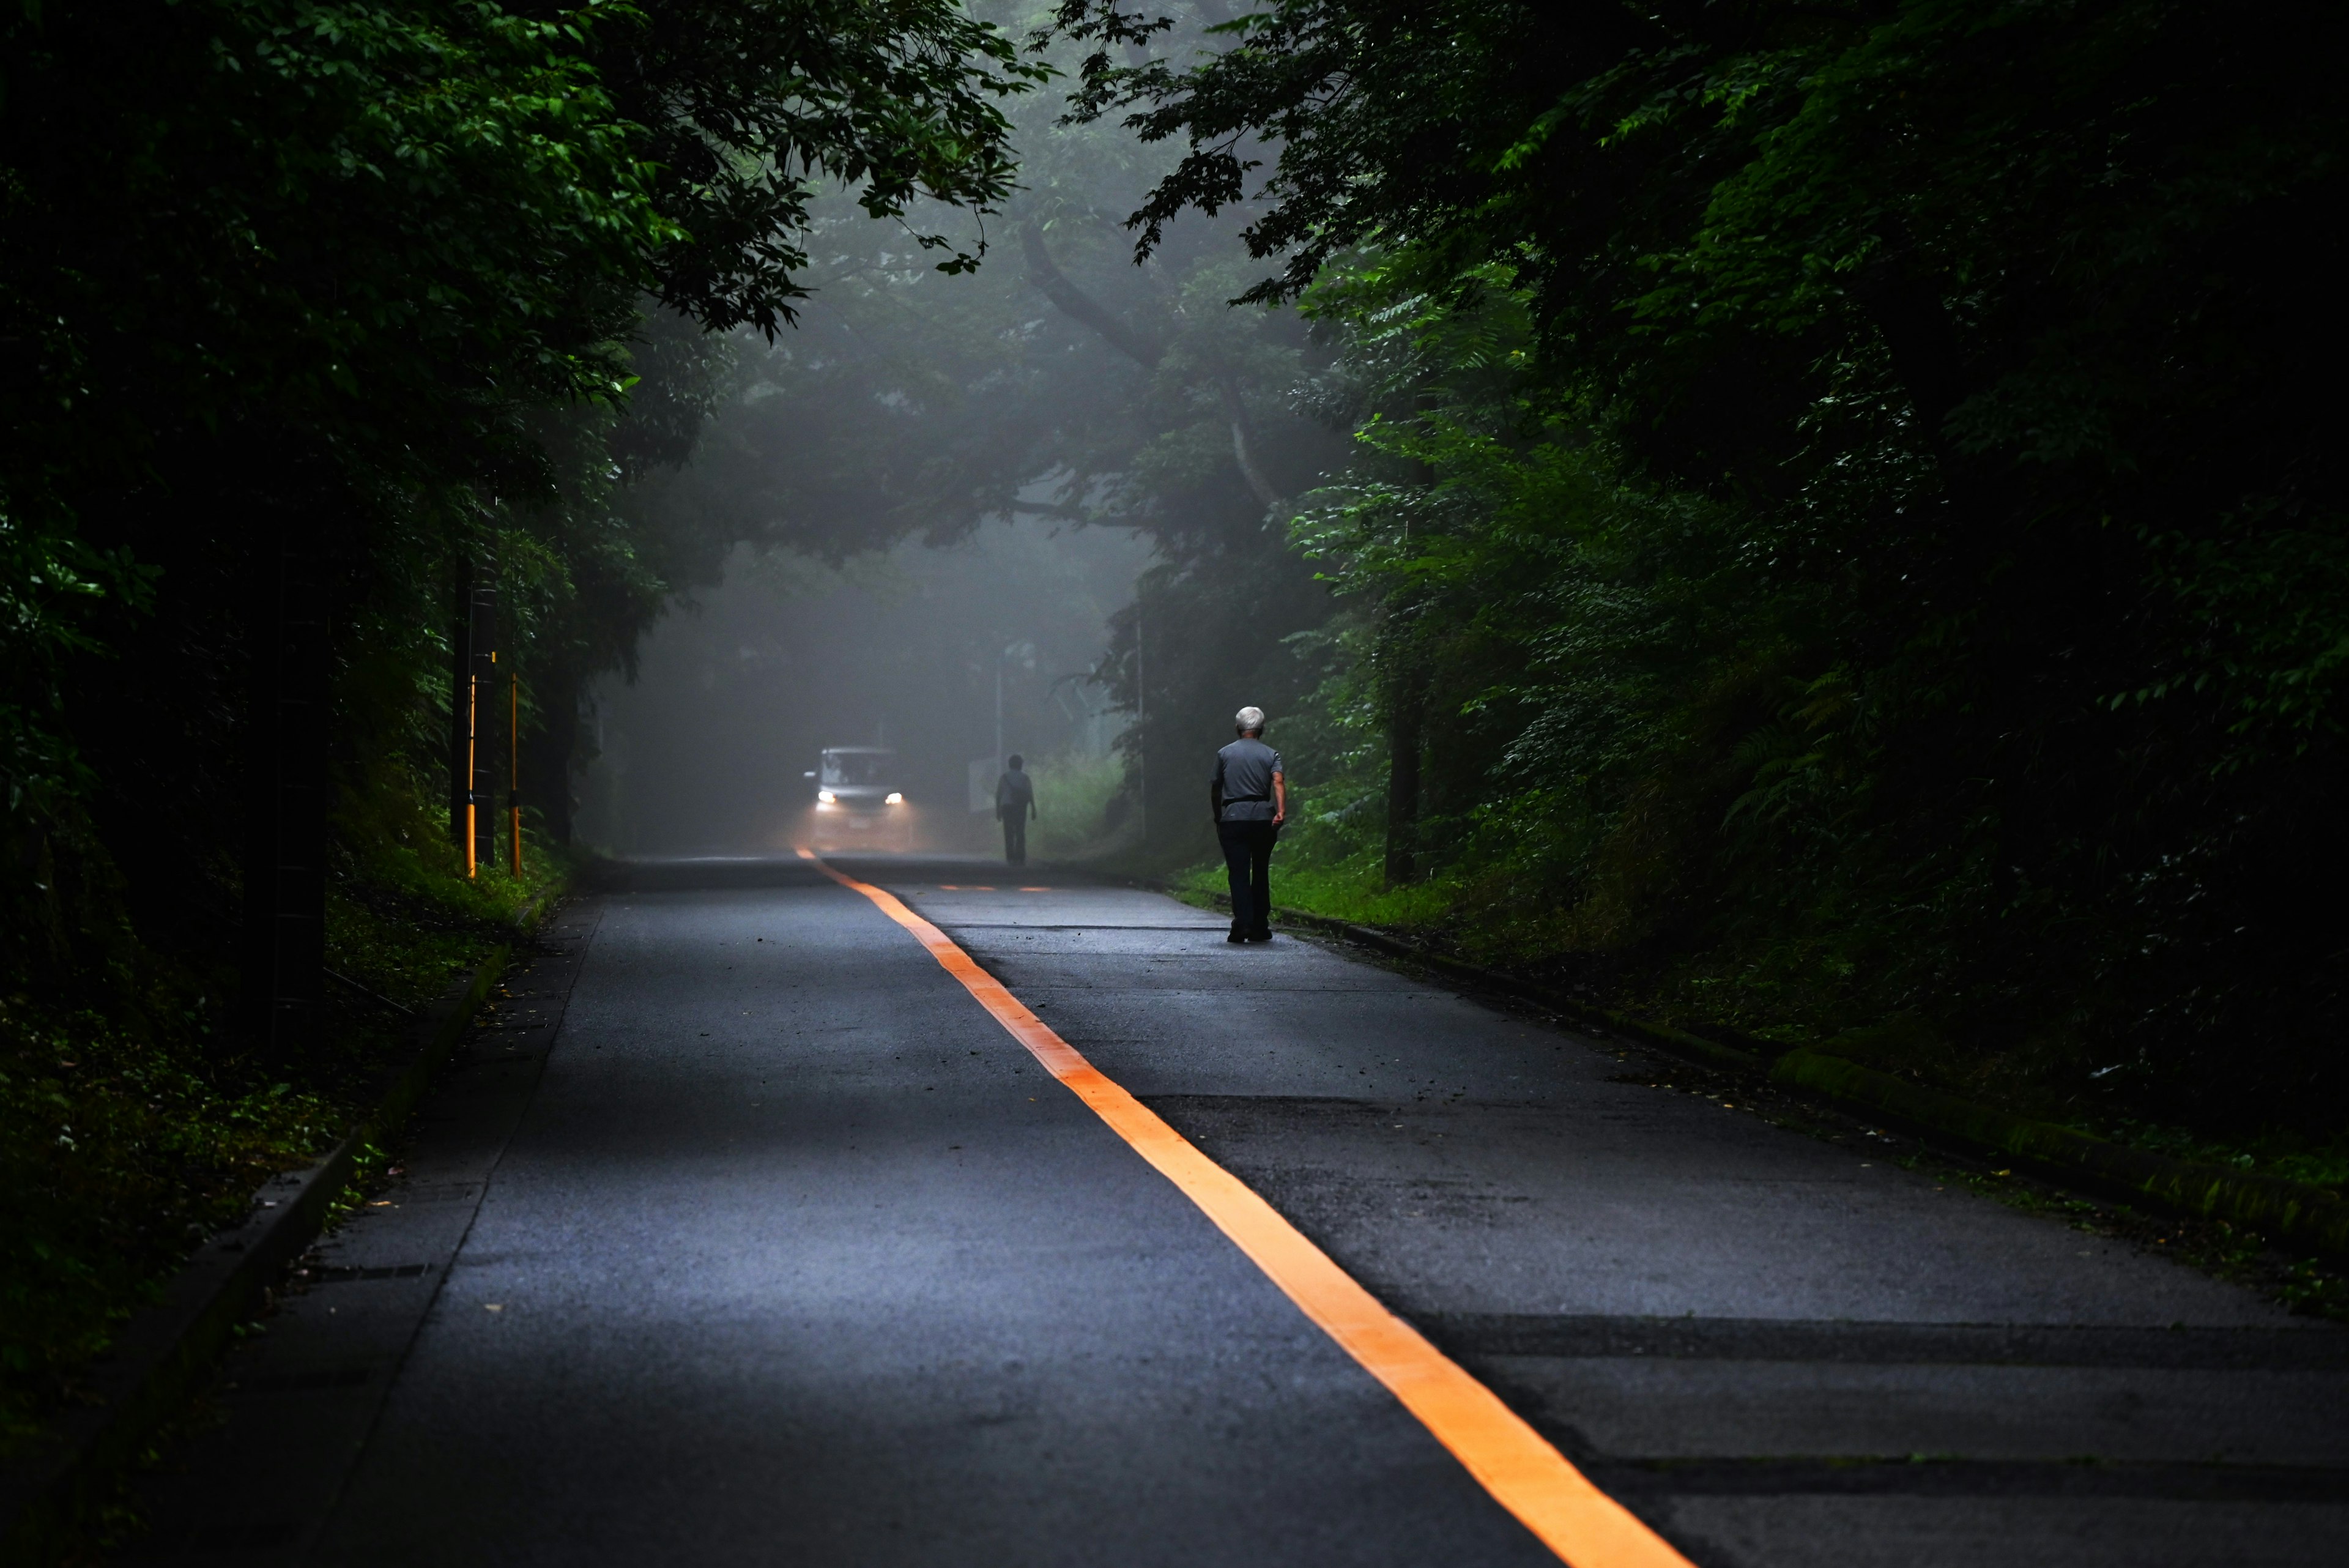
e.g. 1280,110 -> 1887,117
1212,737 -> 1283,822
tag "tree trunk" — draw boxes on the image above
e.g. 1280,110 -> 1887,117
1384,660 -> 1427,888
469,567 -> 498,872
448,555 -> 497,868
448,559 -> 472,849
242,518 -> 330,1060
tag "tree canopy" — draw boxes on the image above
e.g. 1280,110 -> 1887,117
2,0 -> 1041,959
5,6 -> 2346,1432
1043,0 -> 2349,1120
2,0 -> 1052,1441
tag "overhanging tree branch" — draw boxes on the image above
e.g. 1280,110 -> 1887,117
1214,376 -> 1282,511
1020,222 -> 1163,369
1022,221 -> 1280,509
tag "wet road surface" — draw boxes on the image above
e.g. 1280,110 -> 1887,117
123,856 -> 2349,1566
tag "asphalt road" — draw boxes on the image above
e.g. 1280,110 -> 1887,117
124,856 -> 2349,1566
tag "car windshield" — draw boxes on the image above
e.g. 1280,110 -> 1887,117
821,751 -> 891,786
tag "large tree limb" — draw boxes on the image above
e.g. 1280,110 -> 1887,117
1215,376 -> 1282,511
1009,498 -> 1097,524
1020,223 -> 1162,369
1023,221 -> 1279,510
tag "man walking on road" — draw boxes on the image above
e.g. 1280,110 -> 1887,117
1211,707 -> 1285,943
996,754 -> 1037,866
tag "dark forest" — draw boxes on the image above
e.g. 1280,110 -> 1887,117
4,0 -> 2345,1493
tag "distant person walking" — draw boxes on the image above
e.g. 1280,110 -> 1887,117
995,754 -> 1037,866
1211,707 -> 1285,943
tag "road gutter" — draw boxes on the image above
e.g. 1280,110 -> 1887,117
0,902 -> 546,1561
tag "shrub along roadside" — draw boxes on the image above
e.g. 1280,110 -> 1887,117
0,775 -> 555,1462
1028,751 -> 1134,862
1059,0 -> 2349,1163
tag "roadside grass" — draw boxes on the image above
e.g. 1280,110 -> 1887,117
0,768 -> 559,1461
1028,750 -> 1134,861
2081,1121 -> 2349,1198
1175,849 -> 1464,930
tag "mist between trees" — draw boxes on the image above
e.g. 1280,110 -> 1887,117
2,0 -> 2346,1451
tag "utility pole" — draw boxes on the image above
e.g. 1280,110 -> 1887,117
450,554 -> 496,877
464,667 -> 478,879
993,642 -> 1034,771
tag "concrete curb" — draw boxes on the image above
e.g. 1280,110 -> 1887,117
1148,876 -> 2349,1261
0,951 -> 510,1562
513,884 -> 559,934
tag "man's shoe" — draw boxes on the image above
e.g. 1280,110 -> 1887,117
1226,931 -> 1248,944
1249,928 -> 1274,942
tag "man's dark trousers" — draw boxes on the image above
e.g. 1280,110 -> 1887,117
1218,820 -> 1277,937
1002,815 -> 1028,866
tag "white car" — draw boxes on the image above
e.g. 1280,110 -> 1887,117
807,747 -> 910,850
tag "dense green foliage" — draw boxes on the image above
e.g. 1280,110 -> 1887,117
0,841 -> 551,1458
2,0 -> 1034,1438
5,0 -> 1037,873
1058,0 -> 2349,1126
6,0 -> 2346,1452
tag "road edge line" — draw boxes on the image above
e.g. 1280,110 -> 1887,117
797,850 -> 1694,1568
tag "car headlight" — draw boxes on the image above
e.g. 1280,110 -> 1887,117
817,789 -> 836,804
885,792 -> 904,805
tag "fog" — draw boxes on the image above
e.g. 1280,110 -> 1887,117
576,520 -> 1154,858
566,2 -> 1340,868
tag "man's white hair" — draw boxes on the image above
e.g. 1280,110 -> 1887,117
1234,705 -> 1267,732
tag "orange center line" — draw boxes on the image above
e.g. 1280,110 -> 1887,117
795,847 -> 1694,1568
